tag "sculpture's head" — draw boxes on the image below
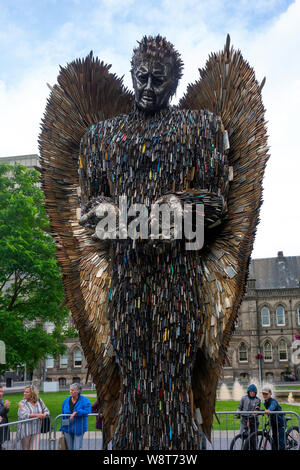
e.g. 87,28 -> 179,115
131,35 -> 183,113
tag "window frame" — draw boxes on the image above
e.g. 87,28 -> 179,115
261,306 -> 271,327
73,348 -> 82,368
238,342 -> 248,363
263,341 -> 273,362
45,355 -> 54,369
276,305 -> 286,326
278,339 -> 288,361
60,353 -> 68,368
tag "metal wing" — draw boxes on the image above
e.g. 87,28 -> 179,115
38,52 -> 133,436
179,35 -> 269,437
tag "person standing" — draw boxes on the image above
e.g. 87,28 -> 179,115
262,387 -> 286,450
92,399 -> 104,449
236,384 -> 261,449
61,383 -> 91,450
0,386 -> 10,450
17,385 -> 50,450
91,399 -> 103,430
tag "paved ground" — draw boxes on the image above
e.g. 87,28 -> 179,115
2,430 -> 236,451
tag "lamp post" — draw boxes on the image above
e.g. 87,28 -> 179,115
258,356 -> 262,387
255,352 -> 263,386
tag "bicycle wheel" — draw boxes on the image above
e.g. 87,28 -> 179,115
230,433 -> 246,450
286,426 -> 299,450
243,431 -> 272,450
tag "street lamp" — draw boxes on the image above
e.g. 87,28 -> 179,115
255,352 -> 264,386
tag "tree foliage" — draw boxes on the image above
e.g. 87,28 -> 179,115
0,163 -> 71,373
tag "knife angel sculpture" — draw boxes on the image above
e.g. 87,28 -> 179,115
39,35 -> 268,450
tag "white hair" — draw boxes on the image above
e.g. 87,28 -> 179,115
70,382 -> 82,394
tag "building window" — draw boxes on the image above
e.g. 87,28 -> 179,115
276,305 -> 285,326
60,353 -> 68,368
263,341 -> 273,362
238,343 -> 248,362
261,307 -> 270,327
74,349 -> 82,367
278,339 -> 288,361
59,377 -> 66,387
45,355 -> 54,368
73,377 -> 81,383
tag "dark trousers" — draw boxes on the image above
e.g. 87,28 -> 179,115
241,419 -> 259,450
271,424 -> 286,450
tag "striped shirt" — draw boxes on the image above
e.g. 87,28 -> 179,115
17,398 -> 49,439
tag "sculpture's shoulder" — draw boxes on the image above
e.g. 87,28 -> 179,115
172,107 -> 223,130
84,113 -> 130,137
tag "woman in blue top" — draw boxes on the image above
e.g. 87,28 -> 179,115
61,383 -> 92,450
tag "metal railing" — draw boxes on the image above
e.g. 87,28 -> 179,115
0,417 -> 51,450
206,410 -> 300,450
1,410 -> 299,450
51,413 -> 103,450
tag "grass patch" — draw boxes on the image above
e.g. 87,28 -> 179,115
275,386 -> 300,390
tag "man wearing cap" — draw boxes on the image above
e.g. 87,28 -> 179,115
262,387 -> 286,450
236,384 -> 261,449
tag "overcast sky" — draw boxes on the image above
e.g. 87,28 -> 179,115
0,0 -> 299,259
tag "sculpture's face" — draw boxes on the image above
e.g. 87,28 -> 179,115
132,60 -> 174,113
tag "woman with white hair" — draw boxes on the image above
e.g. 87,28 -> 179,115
60,383 -> 91,450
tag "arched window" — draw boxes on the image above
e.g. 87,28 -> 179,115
278,339 -> 288,361
276,305 -> 285,326
261,307 -> 270,327
263,341 -> 273,361
238,343 -> 248,362
74,348 -> 82,367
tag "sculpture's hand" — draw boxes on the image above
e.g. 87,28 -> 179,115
79,197 -> 120,241
148,194 -> 183,245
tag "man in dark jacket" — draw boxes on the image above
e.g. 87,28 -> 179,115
0,386 -> 10,450
262,387 -> 286,450
236,384 -> 261,449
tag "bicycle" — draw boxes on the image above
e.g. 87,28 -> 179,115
230,416 -> 259,450
285,423 -> 299,450
243,416 -> 299,450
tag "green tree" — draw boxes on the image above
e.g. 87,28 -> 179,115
0,162 -> 71,375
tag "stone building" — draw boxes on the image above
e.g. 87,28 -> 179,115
221,251 -> 300,384
0,153 -> 39,170
36,319 -> 90,388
